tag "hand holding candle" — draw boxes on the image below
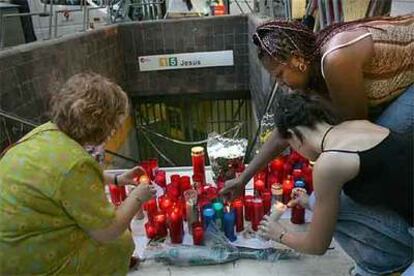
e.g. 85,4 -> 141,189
269,201 -> 287,222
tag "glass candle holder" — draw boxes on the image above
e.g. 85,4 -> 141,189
244,195 -> 253,221
148,158 -> 159,180
192,174 -> 204,195
168,209 -> 184,244
158,195 -> 174,212
254,179 -> 266,196
145,222 -> 158,239
145,198 -> 158,222
282,178 -> 294,204
252,198 -> 264,231
192,222 -> 204,245
262,190 -> 272,215
154,170 -> 166,190
170,174 -> 180,185
179,176 -> 192,195
232,199 -> 244,232
212,202 -> 224,230
191,146 -> 206,184
153,211 -> 168,237
223,209 -> 237,242
184,189 -> 198,234
202,208 -> 215,230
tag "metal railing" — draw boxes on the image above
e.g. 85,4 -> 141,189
0,109 -> 139,164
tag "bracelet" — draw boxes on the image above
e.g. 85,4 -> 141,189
278,229 -> 287,243
114,173 -> 121,186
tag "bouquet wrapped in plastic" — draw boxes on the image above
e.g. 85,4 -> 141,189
142,223 -> 299,266
207,133 -> 248,183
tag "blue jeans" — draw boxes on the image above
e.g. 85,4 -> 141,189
334,194 -> 413,275
375,84 -> 414,134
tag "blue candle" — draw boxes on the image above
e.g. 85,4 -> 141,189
223,209 -> 237,242
203,208 -> 215,229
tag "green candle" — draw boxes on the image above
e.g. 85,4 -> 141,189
212,202 -> 224,230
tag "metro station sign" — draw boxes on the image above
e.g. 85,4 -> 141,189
138,50 -> 234,71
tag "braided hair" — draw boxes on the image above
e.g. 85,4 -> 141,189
274,91 -> 339,142
253,15 -> 412,95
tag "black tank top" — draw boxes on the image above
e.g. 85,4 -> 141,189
323,131 -> 413,226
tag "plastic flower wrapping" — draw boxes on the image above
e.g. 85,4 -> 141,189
207,133 -> 248,183
142,223 -> 300,266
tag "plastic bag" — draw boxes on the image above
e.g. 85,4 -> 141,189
142,222 -> 300,266
207,133 -> 248,182
259,113 -> 275,145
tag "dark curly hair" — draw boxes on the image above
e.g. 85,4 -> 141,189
274,91 -> 340,142
253,15 -> 412,96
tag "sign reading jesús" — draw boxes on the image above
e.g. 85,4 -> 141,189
138,50 -> 234,71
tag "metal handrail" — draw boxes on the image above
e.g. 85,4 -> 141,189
0,11 -> 50,49
0,109 -> 140,164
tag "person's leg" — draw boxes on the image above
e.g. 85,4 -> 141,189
376,84 -> 414,134
334,194 -> 413,275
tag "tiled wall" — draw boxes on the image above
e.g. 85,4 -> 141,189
120,15 -> 249,97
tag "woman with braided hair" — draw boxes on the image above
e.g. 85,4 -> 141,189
253,14 -> 413,131
221,15 -> 413,212
222,14 -> 414,201
257,92 -> 412,275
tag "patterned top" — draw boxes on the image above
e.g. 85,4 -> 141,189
363,15 -> 414,106
0,122 -> 134,275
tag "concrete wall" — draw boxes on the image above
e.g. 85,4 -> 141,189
0,26 -> 126,158
120,15 -> 249,97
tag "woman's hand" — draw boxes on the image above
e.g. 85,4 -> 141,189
287,188 -> 310,209
258,215 -> 287,242
132,183 -> 156,203
219,177 -> 246,200
118,166 -> 146,186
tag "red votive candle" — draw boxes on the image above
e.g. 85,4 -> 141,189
145,222 -> 158,239
170,174 -> 180,185
109,184 -> 121,206
167,184 -> 180,200
169,209 -> 184,244
270,157 -> 284,173
192,222 -> 204,245
191,147 -> 206,184
179,176 -> 192,195
145,198 -> 158,222
232,199 -> 244,232
153,211 -> 168,237
261,190 -> 272,215
154,170 -> 166,190
283,162 -> 293,180
283,178 -> 294,204
205,186 -> 218,202
244,195 -> 253,221
148,158 -> 159,180
119,186 -> 127,201
254,179 -> 266,196
158,195 -> 174,212
141,161 -> 152,179
292,169 -> 303,182
252,198 -> 264,231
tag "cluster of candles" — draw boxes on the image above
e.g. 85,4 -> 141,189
256,150 -> 313,225
109,148 -> 313,246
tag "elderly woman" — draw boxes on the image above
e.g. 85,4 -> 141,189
0,72 -> 156,275
257,92 -> 412,275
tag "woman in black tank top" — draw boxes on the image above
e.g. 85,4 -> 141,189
258,92 -> 413,275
